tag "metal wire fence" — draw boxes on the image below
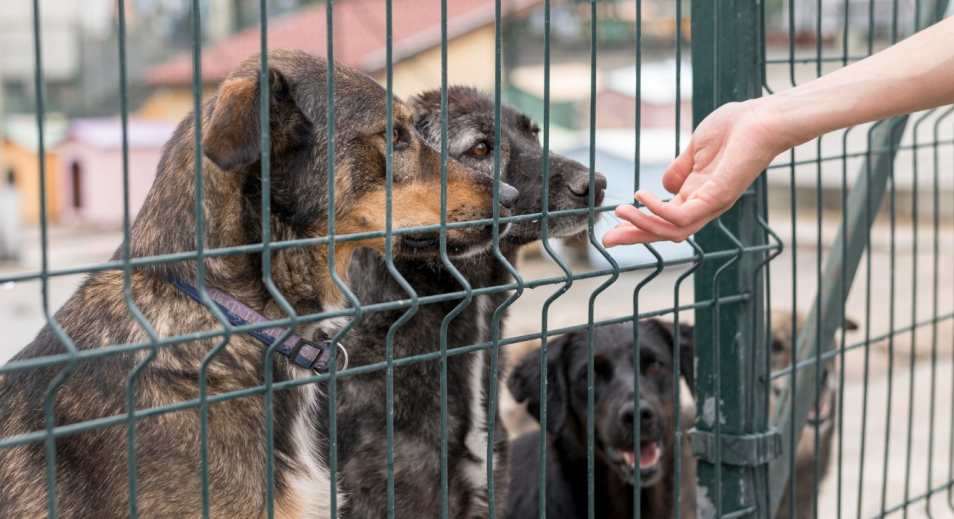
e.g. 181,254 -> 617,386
0,0 -> 952,518
761,1 -> 954,519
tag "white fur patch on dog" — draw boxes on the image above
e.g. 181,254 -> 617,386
462,294 -> 499,502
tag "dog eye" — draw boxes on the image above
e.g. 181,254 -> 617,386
470,142 -> 490,157
646,360 -> 663,374
384,128 -> 408,150
593,358 -> 613,382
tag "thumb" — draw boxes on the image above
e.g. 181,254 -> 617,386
661,142 -> 694,194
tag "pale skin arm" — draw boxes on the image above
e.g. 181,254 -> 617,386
602,16 -> 954,247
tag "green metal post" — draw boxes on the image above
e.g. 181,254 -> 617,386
691,0 -> 771,517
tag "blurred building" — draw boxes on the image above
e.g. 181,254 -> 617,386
2,114 -> 68,224
143,0 -> 543,122
0,0 -> 117,115
503,59 -> 692,132
596,59 -> 692,130
55,118 -> 175,227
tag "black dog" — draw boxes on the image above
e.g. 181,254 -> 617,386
331,86 -> 606,518
506,320 -> 694,519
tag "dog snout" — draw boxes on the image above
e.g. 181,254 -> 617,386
568,172 -> 607,206
639,402 -> 656,427
619,401 -> 635,427
624,401 -> 657,430
499,183 -> 519,209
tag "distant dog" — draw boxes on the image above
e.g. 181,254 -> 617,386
770,312 -> 855,519
506,320 -> 694,519
331,86 -> 606,518
0,50 -> 508,518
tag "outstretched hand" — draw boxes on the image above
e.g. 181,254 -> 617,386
602,100 -> 785,247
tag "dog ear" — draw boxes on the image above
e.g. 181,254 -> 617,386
843,316 -> 859,331
407,89 -> 443,139
644,319 -> 695,396
203,68 -> 313,172
507,334 -> 571,434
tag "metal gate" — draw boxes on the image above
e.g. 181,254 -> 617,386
0,0 -> 952,518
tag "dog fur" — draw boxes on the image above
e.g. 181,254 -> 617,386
329,86 -> 606,518
506,320 -> 694,519
0,51 -> 506,518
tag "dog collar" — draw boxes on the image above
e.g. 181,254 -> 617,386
165,277 -> 346,373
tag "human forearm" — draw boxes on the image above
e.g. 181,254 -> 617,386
759,16 -> 954,151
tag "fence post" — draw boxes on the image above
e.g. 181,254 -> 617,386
690,1 -> 774,518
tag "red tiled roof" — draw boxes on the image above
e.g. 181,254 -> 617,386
147,0 -> 537,86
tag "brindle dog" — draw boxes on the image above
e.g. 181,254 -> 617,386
330,86 -> 606,518
0,51 -> 512,518
506,321 -> 694,519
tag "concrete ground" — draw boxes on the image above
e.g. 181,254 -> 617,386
2,212 -> 953,517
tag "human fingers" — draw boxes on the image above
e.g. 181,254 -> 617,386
661,144 -> 696,194
601,221 -> 668,247
611,196 -> 701,244
611,207 -> 697,243
635,187 -> 730,229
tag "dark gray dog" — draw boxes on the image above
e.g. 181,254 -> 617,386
329,86 -> 606,518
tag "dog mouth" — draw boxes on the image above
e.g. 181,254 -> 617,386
611,441 -> 663,486
772,384 -> 835,428
400,232 -> 441,252
805,392 -> 834,428
397,231 -> 496,258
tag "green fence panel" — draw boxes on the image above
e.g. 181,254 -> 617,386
7,0 -> 954,517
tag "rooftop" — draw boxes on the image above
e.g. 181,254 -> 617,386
147,0 -> 539,86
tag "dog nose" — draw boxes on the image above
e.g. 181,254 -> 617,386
568,172 -> 607,206
619,401 -> 635,426
498,183 -> 519,209
639,402 -> 656,427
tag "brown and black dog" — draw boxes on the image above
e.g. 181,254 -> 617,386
0,49 -> 513,518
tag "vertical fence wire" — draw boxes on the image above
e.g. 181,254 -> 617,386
116,0 -> 160,515
187,2 -> 236,517
630,0 -> 656,512
536,0 -> 576,516
927,106 -> 954,517
812,0 -> 824,516
31,0 -> 81,515
836,0 -> 853,513
374,2 -> 427,517
255,3 -> 290,516
487,0 -> 525,514
325,1 -> 366,516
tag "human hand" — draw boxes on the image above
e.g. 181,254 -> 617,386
602,99 -> 786,246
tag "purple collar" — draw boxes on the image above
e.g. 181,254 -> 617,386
166,277 -> 346,373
